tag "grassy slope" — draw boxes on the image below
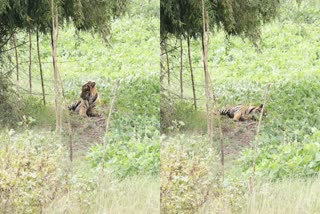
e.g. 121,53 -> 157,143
46,175 -> 160,214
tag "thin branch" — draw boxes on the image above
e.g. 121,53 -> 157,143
36,29 -> 46,105
250,84 -> 271,195
0,33 -> 14,50
98,80 -> 120,189
0,41 -> 28,53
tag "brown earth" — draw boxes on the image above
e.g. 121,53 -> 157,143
214,118 -> 258,156
65,105 -> 110,159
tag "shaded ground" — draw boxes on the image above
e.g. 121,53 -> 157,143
213,117 -> 258,156
69,114 -> 106,158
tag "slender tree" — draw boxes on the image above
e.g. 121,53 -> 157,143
51,0 -> 62,133
28,31 -> 32,93
160,40 -> 165,83
12,33 -> 19,82
179,35 -> 183,98
201,3 -> 212,144
187,34 -> 197,110
36,30 -> 46,105
164,40 -> 170,85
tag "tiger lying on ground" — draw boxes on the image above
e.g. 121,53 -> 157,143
219,104 -> 266,121
68,81 -> 100,117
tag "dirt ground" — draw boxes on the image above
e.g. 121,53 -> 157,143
68,113 -> 106,158
66,110 -> 259,159
213,117 -> 258,156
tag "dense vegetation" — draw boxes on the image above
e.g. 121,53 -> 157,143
0,0 -> 159,212
161,0 -> 320,212
1,0 -> 320,213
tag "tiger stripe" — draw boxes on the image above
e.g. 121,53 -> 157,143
219,104 -> 266,121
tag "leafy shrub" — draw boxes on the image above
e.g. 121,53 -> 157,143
160,92 -> 175,132
0,70 -> 55,128
160,93 -> 206,133
21,95 -> 56,128
87,137 -> 160,178
0,71 -> 22,127
264,80 -> 320,143
0,130 -> 66,213
87,113 -> 159,178
117,76 -> 160,118
161,135 -> 213,213
279,0 -> 320,24
86,75 -> 160,178
241,130 -> 320,180
108,113 -> 159,144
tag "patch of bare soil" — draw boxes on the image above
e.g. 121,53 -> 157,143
215,118 -> 258,156
68,113 -> 106,158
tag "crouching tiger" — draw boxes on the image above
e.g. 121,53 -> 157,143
219,104 -> 266,121
68,81 -> 100,117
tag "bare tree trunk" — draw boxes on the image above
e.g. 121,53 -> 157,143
13,34 -> 19,82
160,44 -> 164,83
179,36 -> 183,98
28,31 -> 32,93
200,2 -> 224,177
51,0 -> 62,133
187,34 -> 197,110
160,39 -> 167,83
201,0 -> 212,144
164,40 -> 170,86
36,30 -> 46,105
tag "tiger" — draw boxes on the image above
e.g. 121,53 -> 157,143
219,104 -> 266,121
68,81 -> 100,117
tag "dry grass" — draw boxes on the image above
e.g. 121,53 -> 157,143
198,176 -> 320,214
246,177 -> 320,214
46,175 -> 159,214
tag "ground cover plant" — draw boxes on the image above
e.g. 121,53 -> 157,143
160,0 -> 320,212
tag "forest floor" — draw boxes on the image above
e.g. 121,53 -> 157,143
69,115 -> 106,157
217,118 -> 257,156
67,105 -> 110,159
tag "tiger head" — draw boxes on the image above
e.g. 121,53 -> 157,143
80,81 -> 97,101
250,104 -> 267,118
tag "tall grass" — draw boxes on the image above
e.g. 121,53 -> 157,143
198,177 -> 320,213
46,175 -> 159,214
246,177 -> 320,214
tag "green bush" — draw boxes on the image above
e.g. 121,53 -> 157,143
108,113 -> 159,143
85,76 -> 160,178
161,135 -> 213,213
241,130 -> 320,180
0,130 -> 66,213
264,80 -> 320,143
87,137 -> 160,178
21,95 -> 55,128
117,76 -> 160,118
0,71 -> 22,127
160,92 -> 175,132
160,93 -> 206,133
87,113 -> 159,178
